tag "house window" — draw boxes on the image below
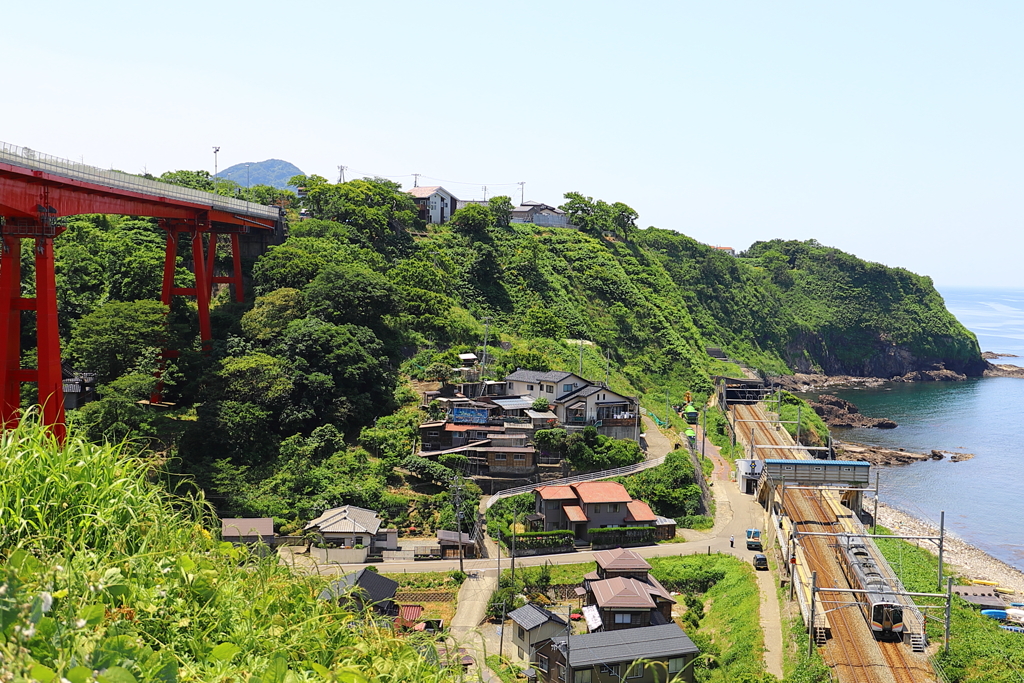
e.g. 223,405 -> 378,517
495,453 -> 507,461
355,537 -> 363,546
518,626 -> 525,639
507,382 -> 514,389
427,431 -> 439,437
611,503 -> 620,513
546,385 -> 554,394
614,613 -> 632,624
574,669 -> 592,683
563,384 -> 573,393
557,663 -> 565,681
668,657 -> 685,673
593,504 -> 601,514
514,453 -> 525,461
537,654 -> 549,672
476,431 -> 488,438
375,534 -> 387,542
527,384 -> 535,391
627,663 -> 644,678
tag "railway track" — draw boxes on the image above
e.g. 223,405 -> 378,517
731,402 -> 935,683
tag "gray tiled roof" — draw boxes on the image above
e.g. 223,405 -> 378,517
505,369 -> 574,384
305,505 -> 383,535
551,623 -> 698,668
508,603 -> 567,631
319,569 -> 398,605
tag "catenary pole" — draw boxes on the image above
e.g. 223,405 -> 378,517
808,571 -> 818,657
938,510 -> 946,591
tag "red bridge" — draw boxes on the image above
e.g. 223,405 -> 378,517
0,142 -> 283,439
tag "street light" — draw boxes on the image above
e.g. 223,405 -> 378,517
212,147 -> 220,193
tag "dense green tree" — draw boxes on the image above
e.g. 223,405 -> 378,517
67,300 -> 166,382
488,195 -> 514,228
449,204 -> 494,239
241,288 -> 305,340
521,306 -> 566,339
303,263 -> 399,333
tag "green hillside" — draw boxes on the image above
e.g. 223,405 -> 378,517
43,176 -> 981,525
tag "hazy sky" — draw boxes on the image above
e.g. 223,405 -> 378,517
4,1 -> 1022,287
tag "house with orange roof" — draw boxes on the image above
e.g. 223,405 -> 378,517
530,481 -> 666,543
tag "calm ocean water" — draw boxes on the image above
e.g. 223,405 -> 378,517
818,287 -> 1024,571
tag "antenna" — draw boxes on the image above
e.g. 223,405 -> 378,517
517,181 -> 525,205
412,173 -> 421,187
337,165 -> 347,183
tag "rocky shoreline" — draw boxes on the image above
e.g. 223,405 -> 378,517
774,356 -> 1024,389
875,501 -> 1024,595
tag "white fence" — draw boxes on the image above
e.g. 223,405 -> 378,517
484,455 -> 666,509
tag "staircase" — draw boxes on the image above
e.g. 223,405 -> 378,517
815,626 -> 828,646
909,631 -> 927,652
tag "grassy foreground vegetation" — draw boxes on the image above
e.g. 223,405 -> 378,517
873,527 -> 1024,683
0,418 -> 460,683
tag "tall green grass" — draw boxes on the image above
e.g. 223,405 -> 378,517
0,417 -> 463,683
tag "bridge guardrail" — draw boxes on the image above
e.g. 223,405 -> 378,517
0,141 -> 281,221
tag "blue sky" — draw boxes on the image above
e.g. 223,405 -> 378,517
4,1 -> 1023,286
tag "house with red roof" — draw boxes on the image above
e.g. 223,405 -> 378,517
530,481 -> 663,543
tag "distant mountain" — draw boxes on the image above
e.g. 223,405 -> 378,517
217,159 -> 304,189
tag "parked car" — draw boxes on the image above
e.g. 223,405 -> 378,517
752,553 -> 768,570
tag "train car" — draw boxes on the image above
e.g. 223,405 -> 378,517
838,536 -> 905,640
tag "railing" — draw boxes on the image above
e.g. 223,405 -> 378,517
0,141 -> 281,221
483,455 -> 666,508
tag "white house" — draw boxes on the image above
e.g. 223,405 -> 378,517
511,201 -> 569,228
408,186 -> 458,224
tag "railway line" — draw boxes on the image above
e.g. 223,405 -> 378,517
731,403 -> 935,683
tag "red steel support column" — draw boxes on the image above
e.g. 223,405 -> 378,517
34,237 -> 66,441
191,230 -> 212,350
230,233 -> 244,302
161,229 -> 178,306
0,237 -> 22,428
205,233 -> 217,292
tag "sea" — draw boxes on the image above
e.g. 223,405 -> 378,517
812,287 -> 1024,572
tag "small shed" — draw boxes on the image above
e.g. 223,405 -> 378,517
437,530 -> 478,559
221,518 -> 275,545
654,515 -> 677,540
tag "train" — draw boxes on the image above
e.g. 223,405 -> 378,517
837,536 -> 905,640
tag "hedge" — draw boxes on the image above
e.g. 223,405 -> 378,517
589,525 -> 656,547
515,530 -> 575,550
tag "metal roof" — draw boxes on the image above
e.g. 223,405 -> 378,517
508,603 -> 567,631
624,500 -> 657,523
571,481 -> 632,504
563,505 -> 589,523
763,459 -> 870,466
594,548 -> 651,572
590,577 -> 656,609
491,397 -> 535,410
221,517 -> 274,537
551,623 -> 699,667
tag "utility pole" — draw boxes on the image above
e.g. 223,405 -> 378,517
246,163 -> 250,189
499,600 -> 507,658
701,409 -> 706,459
452,476 -> 465,575
872,472 -> 880,535
337,165 -> 348,183
796,405 -> 802,446
212,147 -> 220,193
482,185 -> 488,200
482,316 -> 493,380
578,340 -> 584,376
517,181 -> 525,205
412,173 -> 421,187
604,350 -> 610,385
510,508 -> 518,586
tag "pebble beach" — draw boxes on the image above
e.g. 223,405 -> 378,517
875,500 -> 1024,596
